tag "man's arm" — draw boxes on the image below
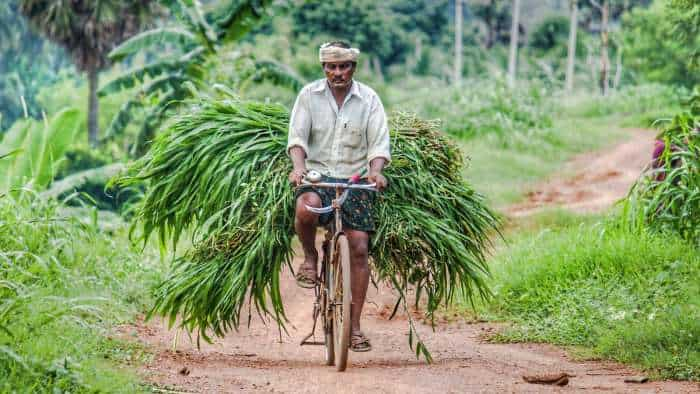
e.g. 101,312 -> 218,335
366,94 -> 391,191
287,88 -> 311,185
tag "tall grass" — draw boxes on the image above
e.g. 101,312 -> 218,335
621,97 -> 699,244
561,83 -> 684,128
387,77 -> 554,145
0,191 -> 161,392
487,218 -> 699,380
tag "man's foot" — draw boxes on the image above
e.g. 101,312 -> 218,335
350,331 -> 372,352
295,255 -> 317,289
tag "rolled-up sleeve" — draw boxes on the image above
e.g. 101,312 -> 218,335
366,95 -> 391,165
287,88 -> 311,157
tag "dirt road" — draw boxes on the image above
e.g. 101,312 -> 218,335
506,129 -> 655,217
128,129 -> 699,393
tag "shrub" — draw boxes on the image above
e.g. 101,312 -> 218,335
621,94 -> 700,243
0,192 -> 161,391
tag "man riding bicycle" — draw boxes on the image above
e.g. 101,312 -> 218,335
287,41 -> 391,353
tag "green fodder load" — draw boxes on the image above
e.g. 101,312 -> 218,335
622,99 -> 700,243
116,94 -> 499,359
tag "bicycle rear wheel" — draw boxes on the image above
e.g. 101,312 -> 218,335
322,243 -> 335,366
331,234 -> 352,371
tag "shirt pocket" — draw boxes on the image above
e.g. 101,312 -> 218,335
342,118 -> 365,149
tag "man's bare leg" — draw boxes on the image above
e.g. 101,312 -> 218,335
294,192 -> 321,284
345,229 -> 370,347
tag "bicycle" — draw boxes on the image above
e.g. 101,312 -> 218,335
297,170 -> 376,372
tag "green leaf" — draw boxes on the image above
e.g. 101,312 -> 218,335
41,163 -> 126,199
102,74 -> 189,141
214,0 -> 272,43
0,119 -> 38,192
132,88 -> 190,157
34,108 -> 82,188
108,28 -> 198,61
240,60 -> 305,94
0,149 -> 22,161
99,60 -> 185,97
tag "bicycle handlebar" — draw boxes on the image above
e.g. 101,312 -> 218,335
299,179 -> 377,191
297,179 -> 378,214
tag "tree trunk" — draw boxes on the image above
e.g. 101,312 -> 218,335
507,0 -> 521,88
455,0 -> 463,85
599,0 -> 610,96
613,46 -> 623,89
87,65 -> 99,146
565,0 -> 579,92
408,35 -> 422,75
372,57 -> 384,83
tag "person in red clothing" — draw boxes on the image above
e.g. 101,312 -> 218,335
651,130 -> 697,181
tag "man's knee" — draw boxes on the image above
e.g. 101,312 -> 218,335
346,230 -> 369,262
295,192 -> 321,224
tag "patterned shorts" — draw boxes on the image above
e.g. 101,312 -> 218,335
295,175 -> 376,232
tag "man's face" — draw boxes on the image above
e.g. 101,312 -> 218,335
323,61 -> 355,89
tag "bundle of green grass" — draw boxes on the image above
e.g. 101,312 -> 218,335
622,98 -> 700,243
116,92 -> 499,359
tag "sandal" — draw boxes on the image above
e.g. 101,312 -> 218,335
295,263 -> 317,289
350,332 -> 372,352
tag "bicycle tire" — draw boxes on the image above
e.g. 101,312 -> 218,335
332,234 -> 352,371
323,248 -> 335,366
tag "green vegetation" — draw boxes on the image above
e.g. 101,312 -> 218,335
0,192 -> 160,392
622,96 -> 699,243
2,0 -> 700,390
0,0 -> 69,130
101,0 -> 302,156
487,218 -> 699,380
19,0 -> 156,145
116,95 -> 498,361
0,108 -> 81,193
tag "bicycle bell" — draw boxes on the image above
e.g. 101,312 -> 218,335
306,170 -> 322,183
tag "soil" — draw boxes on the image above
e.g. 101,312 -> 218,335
506,129 -> 655,217
123,129 -> 699,393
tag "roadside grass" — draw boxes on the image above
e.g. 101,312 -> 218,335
463,114 -> 629,206
484,215 -> 699,381
0,191 -> 162,392
387,80 -> 680,207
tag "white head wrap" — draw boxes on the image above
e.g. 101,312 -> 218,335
319,42 -> 360,63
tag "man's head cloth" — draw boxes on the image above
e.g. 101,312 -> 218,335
319,41 -> 360,63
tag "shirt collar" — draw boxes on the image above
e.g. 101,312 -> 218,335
312,79 -> 364,102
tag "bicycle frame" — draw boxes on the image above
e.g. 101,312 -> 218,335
298,179 -> 376,350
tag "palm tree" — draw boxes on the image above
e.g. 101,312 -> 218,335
19,0 -> 156,146
101,0 -> 303,156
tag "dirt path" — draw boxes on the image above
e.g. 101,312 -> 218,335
127,129 -> 699,393
506,129 -> 655,217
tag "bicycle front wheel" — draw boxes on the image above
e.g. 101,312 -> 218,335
331,234 -> 352,372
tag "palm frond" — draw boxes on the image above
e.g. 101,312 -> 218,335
108,27 -> 198,61
99,59 -> 189,97
240,60 -> 305,93
213,0 -> 272,43
131,88 -> 191,157
41,163 -> 126,199
102,74 -> 190,141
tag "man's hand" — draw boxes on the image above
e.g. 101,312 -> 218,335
289,168 -> 306,186
368,157 -> 388,192
368,172 -> 388,192
288,146 -> 307,186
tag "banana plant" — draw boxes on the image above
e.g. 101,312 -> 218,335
0,108 -> 82,193
100,0 -> 303,157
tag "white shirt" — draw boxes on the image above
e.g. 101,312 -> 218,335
287,78 -> 391,178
